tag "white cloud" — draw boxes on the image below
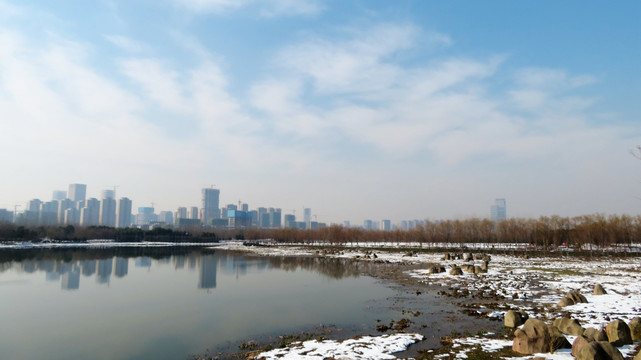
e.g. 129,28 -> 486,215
170,0 -> 323,16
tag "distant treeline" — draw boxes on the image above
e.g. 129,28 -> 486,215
1,214 -> 640,249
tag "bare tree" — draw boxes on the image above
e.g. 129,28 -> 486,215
632,145 -> 641,159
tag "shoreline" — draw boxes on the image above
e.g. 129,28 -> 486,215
209,242 -> 641,360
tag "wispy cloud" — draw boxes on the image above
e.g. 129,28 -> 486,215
169,0 -> 324,16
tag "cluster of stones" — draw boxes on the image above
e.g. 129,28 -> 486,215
506,313 -> 641,360
435,253 -> 491,276
441,252 -> 491,262
558,290 -> 589,307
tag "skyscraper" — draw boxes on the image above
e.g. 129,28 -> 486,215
117,197 -> 132,228
99,197 -> 116,227
80,198 -> 100,226
304,208 -> 311,229
68,184 -> 87,203
490,198 -> 507,222
201,188 -> 220,226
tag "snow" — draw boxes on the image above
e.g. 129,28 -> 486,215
219,242 -> 641,359
256,333 -> 424,360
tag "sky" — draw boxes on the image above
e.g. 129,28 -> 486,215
0,0 -> 640,225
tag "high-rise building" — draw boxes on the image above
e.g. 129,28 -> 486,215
27,199 -> 43,212
117,197 -> 132,228
304,208 -> 311,229
136,207 -> 156,226
363,219 -> 374,230
0,209 -> 13,223
68,184 -> 87,203
269,208 -> 281,228
284,214 -> 296,228
380,219 -> 391,231
490,198 -> 507,222
52,190 -> 67,201
40,200 -> 58,226
99,197 -> 116,227
201,188 -> 220,226
57,199 -> 74,224
189,206 -> 199,220
158,211 -> 173,225
176,207 -> 187,220
80,198 -> 100,226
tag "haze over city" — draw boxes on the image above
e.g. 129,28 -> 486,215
0,0 -> 639,224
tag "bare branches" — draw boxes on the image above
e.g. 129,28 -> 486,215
631,145 -> 641,160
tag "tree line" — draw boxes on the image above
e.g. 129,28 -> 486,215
1,214 -> 640,250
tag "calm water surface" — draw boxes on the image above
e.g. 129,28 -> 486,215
0,247 -> 398,359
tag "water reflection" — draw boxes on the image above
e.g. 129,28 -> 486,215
0,248 -> 361,291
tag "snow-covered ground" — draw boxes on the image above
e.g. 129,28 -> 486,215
217,242 -> 641,360
257,333 -> 424,360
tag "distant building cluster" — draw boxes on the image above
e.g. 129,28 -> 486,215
0,183 -> 508,230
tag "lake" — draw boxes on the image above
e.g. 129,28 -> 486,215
0,246 -> 399,359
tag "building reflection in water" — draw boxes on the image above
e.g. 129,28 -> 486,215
96,258 -> 113,284
2,249 -> 360,293
198,255 -> 218,289
62,265 -> 80,290
114,257 -> 128,278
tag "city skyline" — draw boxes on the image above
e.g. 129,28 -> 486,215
2,183 -> 442,230
0,1 -> 639,223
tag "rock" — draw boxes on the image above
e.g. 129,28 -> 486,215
481,260 -> 489,271
635,349 -> 641,360
518,310 -> 530,322
554,318 -> 585,336
583,328 -> 608,341
505,310 -> 524,328
593,284 -> 607,295
605,319 -> 632,346
576,342 -> 606,360
596,341 -> 624,360
449,266 -> 463,275
474,265 -> 485,274
512,319 -> 571,354
629,317 -> 641,341
557,296 -> 575,307
567,290 -> 588,304
572,335 -> 593,357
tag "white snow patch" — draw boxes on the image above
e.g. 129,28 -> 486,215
257,333 -> 424,360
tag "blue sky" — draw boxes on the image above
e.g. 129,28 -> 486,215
0,0 -> 639,224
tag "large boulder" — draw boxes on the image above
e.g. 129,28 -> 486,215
596,342 -> 624,360
593,284 -> 607,295
505,310 -> 529,328
629,317 -> 641,341
583,328 -> 608,341
449,266 -> 463,275
572,335 -> 593,357
605,319 -> 632,346
567,290 -> 588,304
512,319 -> 571,354
558,296 -> 575,307
576,341 -> 624,360
554,318 -> 585,336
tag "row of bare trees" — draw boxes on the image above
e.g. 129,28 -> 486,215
2,214 -> 640,250
249,214 -> 641,250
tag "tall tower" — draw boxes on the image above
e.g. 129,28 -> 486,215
117,197 -> 132,228
304,208 -> 311,229
68,184 -> 87,203
490,198 -> 507,222
201,188 -> 220,226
